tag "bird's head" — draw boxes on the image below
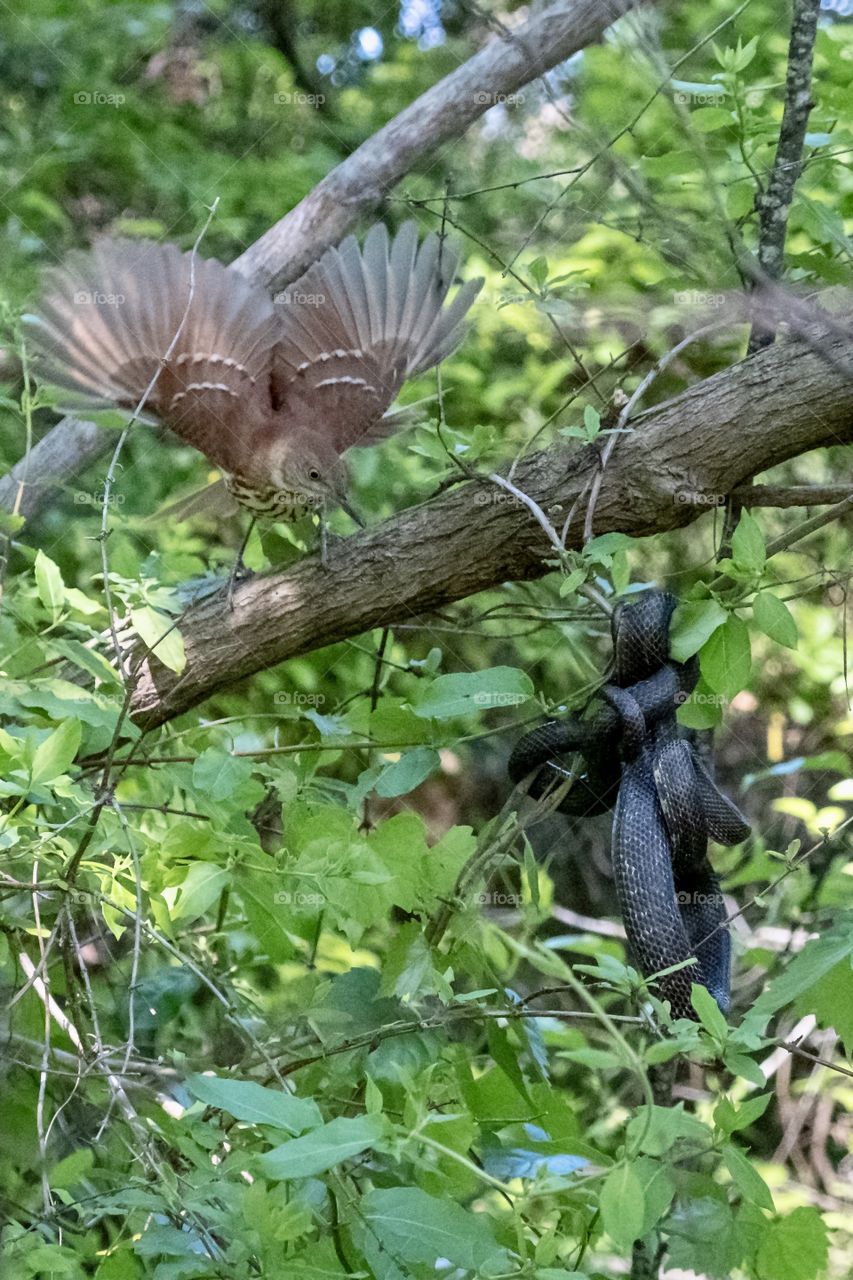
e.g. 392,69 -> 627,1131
264,432 -> 361,524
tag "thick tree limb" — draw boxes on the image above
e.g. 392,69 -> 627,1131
130,322 -> 853,729
0,0 -> 640,524
730,484 -> 853,508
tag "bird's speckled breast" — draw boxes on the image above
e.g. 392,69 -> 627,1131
224,475 -> 322,523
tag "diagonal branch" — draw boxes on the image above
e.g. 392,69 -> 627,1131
0,0 -> 642,523
129,320 -> 853,729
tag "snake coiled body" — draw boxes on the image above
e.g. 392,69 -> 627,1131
509,591 -> 750,1019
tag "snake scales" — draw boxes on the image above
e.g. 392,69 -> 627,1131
508,590 -> 750,1020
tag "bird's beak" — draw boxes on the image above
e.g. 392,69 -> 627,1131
339,497 -> 365,529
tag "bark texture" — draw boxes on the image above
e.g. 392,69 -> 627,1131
129,322 -> 853,729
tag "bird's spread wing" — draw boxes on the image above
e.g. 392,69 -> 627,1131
271,222 -> 483,454
28,239 -> 282,475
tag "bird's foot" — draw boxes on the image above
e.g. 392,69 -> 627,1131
223,557 -> 253,611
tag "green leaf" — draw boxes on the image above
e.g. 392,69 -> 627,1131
722,1049 -> 766,1087
714,1093 -> 771,1135
359,1187 -> 509,1272
753,592 -> 798,649
728,183 -> 757,220
600,1163 -> 646,1250
257,1114 -> 385,1180
667,1198 -> 738,1275
31,718 -> 81,784
583,532 -> 635,565
50,1146 -> 95,1190
731,35 -> 759,71
186,1074 -> 321,1134
722,1144 -> 774,1210
583,404 -> 601,439
700,614 -> 751,697
374,747 -> 440,798
529,255 -> 549,287
641,149 -> 697,177
628,1105 -> 709,1156
35,549 -> 65,619
755,1207 -> 828,1280
235,869 -> 295,963
413,667 -> 533,719
192,748 -> 255,802
676,676 -> 724,730
731,509 -> 766,573
803,958 -> 853,1055
52,640 -> 121,686
670,599 -> 728,662
748,919 -> 853,1026
130,605 -> 186,674
166,863 -> 230,924
559,567 -> 588,597
689,106 -> 734,132
691,983 -> 728,1039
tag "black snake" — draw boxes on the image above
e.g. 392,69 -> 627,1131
508,590 -> 750,1020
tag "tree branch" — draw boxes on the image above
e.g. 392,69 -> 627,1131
747,0 -> 821,352
129,321 -> 853,729
0,0 -> 641,524
730,484 -> 853,508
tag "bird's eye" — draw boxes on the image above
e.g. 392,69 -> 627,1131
308,468 -> 320,481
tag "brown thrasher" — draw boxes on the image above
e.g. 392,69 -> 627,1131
29,222 -> 483,531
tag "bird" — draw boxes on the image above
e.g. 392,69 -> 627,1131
27,222 -> 484,545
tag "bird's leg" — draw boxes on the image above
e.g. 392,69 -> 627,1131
319,509 -> 329,569
225,517 -> 256,610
